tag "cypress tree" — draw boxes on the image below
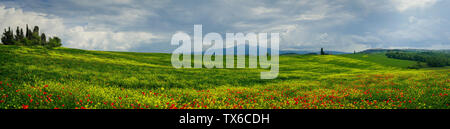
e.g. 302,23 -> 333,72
20,28 -> 24,40
41,33 -> 47,45
26,24 -> 30,39
15,26 -> 20,41
7,27 -> 14,44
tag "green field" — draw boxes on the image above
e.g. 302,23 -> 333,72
0,45 -> 448,109
339,53 -> 418,68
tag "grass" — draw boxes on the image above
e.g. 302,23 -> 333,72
0,45 -> 448,109
339,53 -> 417,68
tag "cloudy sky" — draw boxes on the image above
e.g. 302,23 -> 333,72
0,0 -> 449,53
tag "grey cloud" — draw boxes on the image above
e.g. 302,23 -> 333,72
0,0 -> 449,52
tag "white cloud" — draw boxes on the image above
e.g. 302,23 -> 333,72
250,6 -> 281,15
393,0 -> 437,12
0,6 -> 160,51
65,26 -> 158,51
381,16 -> 441,41
84,8 -> 156,27
2,0 -> 449,53
70,0 -> 134,6
295,14 -> 325,21
0,6 -> 65,37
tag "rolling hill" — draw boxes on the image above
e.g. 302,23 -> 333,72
339,53 -> 418,68
0,45 -> 448,109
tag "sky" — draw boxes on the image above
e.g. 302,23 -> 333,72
0,0 -> 449,53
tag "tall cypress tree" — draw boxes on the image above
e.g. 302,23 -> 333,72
320,48 -> 325,55
41,33 -> 47,45
20,28 -> 24,40
15,26 -> 20,41
26,24 -> 30,39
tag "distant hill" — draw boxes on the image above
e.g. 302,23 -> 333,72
280,50 -> 350,55
359,48 -> 450,54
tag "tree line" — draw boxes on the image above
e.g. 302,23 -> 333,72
386,51 -> 450,67
1,25 -> 61,48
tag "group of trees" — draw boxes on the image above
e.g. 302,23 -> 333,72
1,25 -> 61,48
386,51 -> 450,67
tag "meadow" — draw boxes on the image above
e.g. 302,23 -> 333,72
0,45 -> 448,109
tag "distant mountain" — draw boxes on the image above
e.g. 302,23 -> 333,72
359,48 -> 450,54
279,50 -> 312,55
199,44 -> 274,55
279,50 -> 350,55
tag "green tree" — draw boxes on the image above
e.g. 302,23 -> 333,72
47,36 -> 62,48
1,27 -> 15,45
33,26 -> 39,35
320,48 -> 325,55
30,26 -> 41,45
40,33 -> 47,45
2,25 -> 62,47
14,27 -> 25,45
26,24 -> 32,40
15,26 -> 20,40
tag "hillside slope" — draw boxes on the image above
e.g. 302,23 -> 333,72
340,53 -> 417,68
0,46 -> 448,109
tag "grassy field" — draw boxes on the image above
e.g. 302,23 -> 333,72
339,53 -> 418,68
0,45 -> 448,109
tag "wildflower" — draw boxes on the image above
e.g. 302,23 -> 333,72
22,105 -> 29,109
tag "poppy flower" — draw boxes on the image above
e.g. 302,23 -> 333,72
22,105 -> 29,109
